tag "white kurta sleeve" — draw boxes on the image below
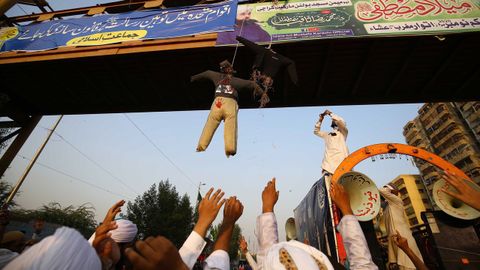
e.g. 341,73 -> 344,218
330,113 -> 348,138
255,212 -> 279,269
379,187 -> 403,207
179,231 -> 207,269
245,252 -> 258,270
204,250 -> 230,270
314,121 -> 328,138
337,215 -> 378,270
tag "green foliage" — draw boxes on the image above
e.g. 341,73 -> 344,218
0,180 -> 16,207
125,180 -> 193,247
209,223 -> 242,261
11,202 -> 97,238
0,128 -> 11,151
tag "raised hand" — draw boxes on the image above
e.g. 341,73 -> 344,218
223,196 -> 244,225
126,236 -> 188,270
441,171 -> 480,211
93,221 -> 118,252
103,200 -> 125,224
392,231 -> 409,251
330,181 -> 353,215
194,188 -> 226,237
239,235 -> 248,255
212,197 -> 244,253
262,178 -> 279,213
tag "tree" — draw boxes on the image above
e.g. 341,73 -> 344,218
209,223 -> 242,261
11,202 -> 97,237
0,180 -> 16,207
125,180 -> 193,247
0,128 -> 11,152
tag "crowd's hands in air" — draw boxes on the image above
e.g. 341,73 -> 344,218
223,196 -> 244,226
441,171 -> 480,211
392,231 -> 429,270
213,196 -> 244,253
93,200 -> 124,269
194,188 -> 226,237
262,178 -> 279,213
239,235 -> 248,256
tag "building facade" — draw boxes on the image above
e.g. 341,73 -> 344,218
389,174 -> 432,227
403,102 -> 480,206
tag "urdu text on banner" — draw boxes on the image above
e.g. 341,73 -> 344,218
216,0 -> 480,45
0,0 -> 237,52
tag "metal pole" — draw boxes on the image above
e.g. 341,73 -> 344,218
324,174 -> 340,263
197,181 -> 205,202
4,115 -> 63,206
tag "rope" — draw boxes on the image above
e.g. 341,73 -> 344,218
231,18 -> 247,66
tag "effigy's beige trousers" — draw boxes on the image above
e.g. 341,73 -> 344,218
197,97 -> 238,157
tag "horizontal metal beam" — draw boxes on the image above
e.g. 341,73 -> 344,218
0,120 -> 20,128
6,1 -> 151,23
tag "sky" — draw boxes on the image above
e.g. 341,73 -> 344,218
2,104 -> 423,250
4,1 -> 423,251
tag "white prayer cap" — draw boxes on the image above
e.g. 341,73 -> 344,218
384,184 -> 396,191
263,240 -> 334,270
110,219 -> 137,243
4,227 -> 101,270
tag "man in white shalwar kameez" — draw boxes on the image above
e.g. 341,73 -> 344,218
314,110 -> 349,177
379,185 -> 424,270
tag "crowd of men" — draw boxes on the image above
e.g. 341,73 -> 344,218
0,110 -> 479,269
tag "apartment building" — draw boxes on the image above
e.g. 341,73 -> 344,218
403,102 -> 480,202
389,174 -> 432,227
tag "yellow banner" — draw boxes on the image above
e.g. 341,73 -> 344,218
67,30 -> 147,46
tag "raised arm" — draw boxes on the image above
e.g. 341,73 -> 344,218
256,178 -> 280,269
239,236 -> 258,270
330,112 -> 348,138
204,196 -> 244,270
314,113 -> 328,138
392,231 -> 428,270
379,187 -> 403,207
330,182 -> 379,270
180,188 -> 226,269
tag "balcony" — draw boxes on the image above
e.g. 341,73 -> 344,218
433,130 -> 464,149
431,124 -> 462,146
429,118 -> 456,139
419,103 -> 438,122
445,147 -> 470,165
424,110 -> 450,130
424,170 -> 441,182
433,131 -> 467,152
438,137 -> 468,154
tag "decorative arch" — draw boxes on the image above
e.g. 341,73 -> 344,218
331,143 -> 468,183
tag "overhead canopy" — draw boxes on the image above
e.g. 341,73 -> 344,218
0,31 -> 479,119
1,0 -> 479,119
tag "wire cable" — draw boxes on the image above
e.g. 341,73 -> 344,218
51,130 -> 139,196
18,155 -> 134,201
123,114 -> 196,186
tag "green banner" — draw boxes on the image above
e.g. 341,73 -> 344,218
216,0 -> 480,45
